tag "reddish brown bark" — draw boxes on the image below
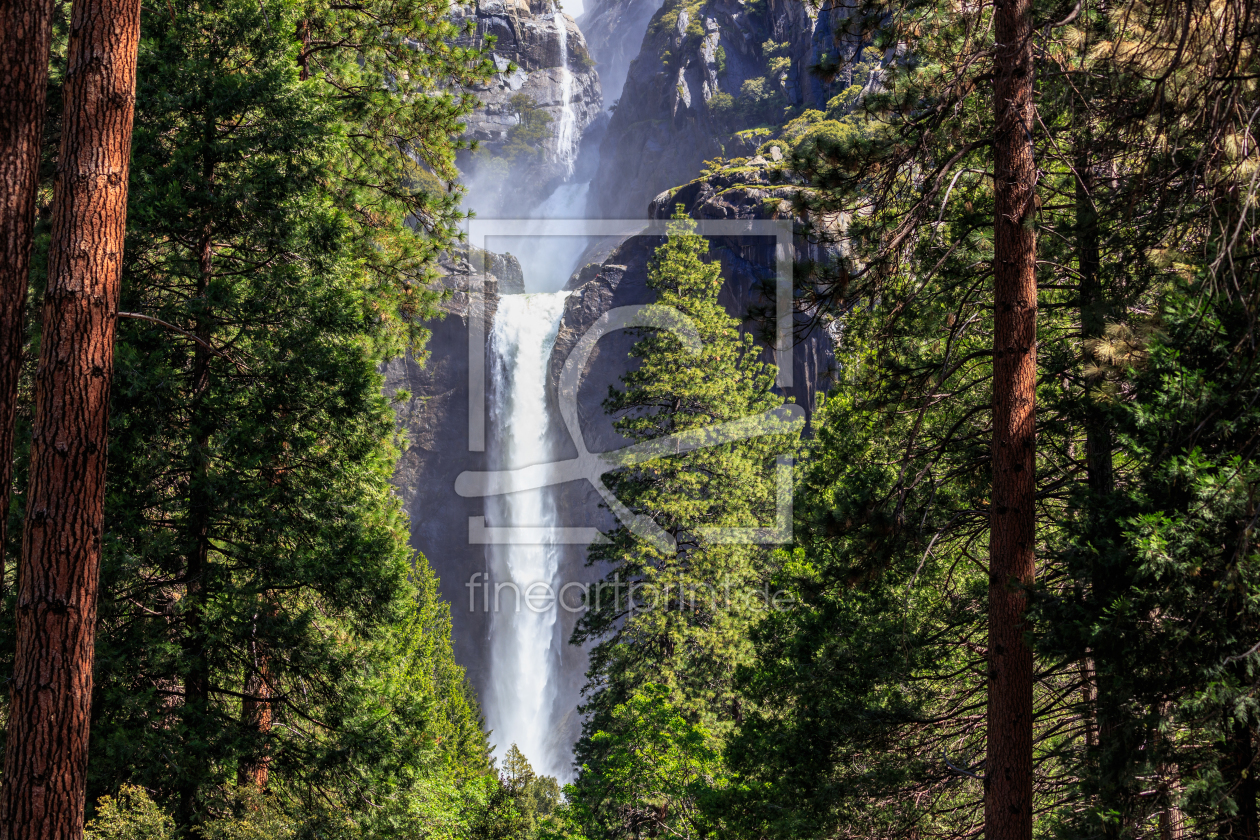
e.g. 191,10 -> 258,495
297,19 -> 311,81
0,0 -> 142,835
238,599 -> 277,792
0,0 -> 57,591
238,654 -> 273,791
987,0 -> 1037,835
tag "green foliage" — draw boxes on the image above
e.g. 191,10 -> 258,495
736,77 -> 786,124
741,78 -> 768,104
823,46 -> 883,118
9,0 -> 1259,837
568,214 -> 796,838
85,786 -> 301,840
502,98 -> 555,162
85,786 -> 175,840
297,0 -> 495,312
1037,283 -> 1260,838
719,0 -> 1260,837
567,686 -> 725,840
789,118 -> 861,161
472,95 -> 555,173
707,90 -> 735,122
473,745 -> 565,840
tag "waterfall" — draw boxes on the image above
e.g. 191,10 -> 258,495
484,291 -> 572,780
552,4 -> 577,174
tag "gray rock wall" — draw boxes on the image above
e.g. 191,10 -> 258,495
383,251 -> 522,691
455,0 -> 603,213
587,0 -> 862,219
578,0 -> 665,105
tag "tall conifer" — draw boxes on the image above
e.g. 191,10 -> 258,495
0,0 -> 142,836
0,0 -> 55,585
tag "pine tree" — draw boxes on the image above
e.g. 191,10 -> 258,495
0,0 -> 495,833
472,745 -> 564,840
569,215 -> 796,838
0,0 -> 56,587
59,1 -> 493,832
726,0 -> 1260,834
0,0 -> 143,835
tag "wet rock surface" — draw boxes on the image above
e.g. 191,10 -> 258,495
383,249 -> 522,690
455,0 -> 603,212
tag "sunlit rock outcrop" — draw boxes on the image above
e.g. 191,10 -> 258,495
588,0 -> 865,218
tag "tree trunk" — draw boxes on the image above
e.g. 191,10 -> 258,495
1076,152 -> 1111,497
1077,137 -> 1131,840
238,639 -> 273,791
1225,721 -> 1259,840
0,0 -> 142,835
1155,702 -> 1184,840
177,225 -> 215,833
0,0 -> 56,592
987,0 -> 1037,834
297,20 -> 310,81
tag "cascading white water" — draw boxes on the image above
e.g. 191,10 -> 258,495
484,292 -> 572,780
552,4 -> 578,174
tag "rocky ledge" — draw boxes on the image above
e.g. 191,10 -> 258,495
588,0 -> 867,219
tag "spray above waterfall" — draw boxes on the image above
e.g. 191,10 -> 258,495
453,0 -> 597,220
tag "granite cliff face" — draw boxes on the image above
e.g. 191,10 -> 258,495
588,0 -> 861,218
455,0 -> 603,212
577,0 -> 664,105
383,250 -> 522,687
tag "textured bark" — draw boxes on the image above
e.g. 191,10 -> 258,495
238,646 -> 273,791
0,0 -> 56,591
0,0 -> 142,836
1155,702 -> 1184,840
987,0 -> 1037,835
